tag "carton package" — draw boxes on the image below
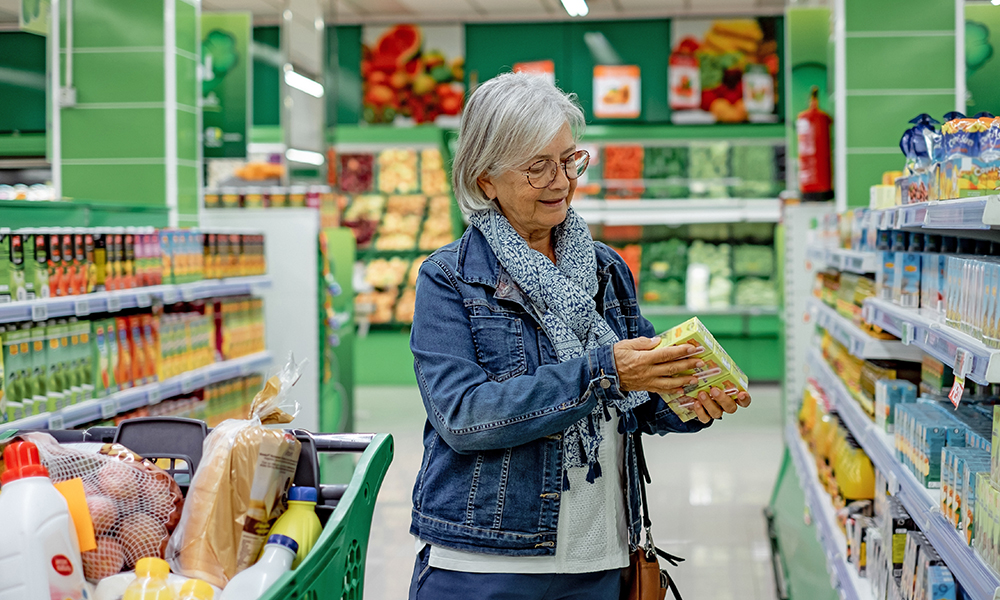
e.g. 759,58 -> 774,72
655,317 -> 749,422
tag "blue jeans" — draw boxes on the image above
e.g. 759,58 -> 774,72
408,546 -> 622,600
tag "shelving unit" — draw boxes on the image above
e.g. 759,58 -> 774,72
872,196 -> 1000,234
572,198 -> 781,226
806,245 -> 878,275
1,351 -> 273,432
807,297 -> 924,361
640,305 -> 779,317
0,276 -> 272,325
863,297 -> 1000,385
805,348 -> 1000,600
785,422 -> 874,600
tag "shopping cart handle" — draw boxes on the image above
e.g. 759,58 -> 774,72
310,433 -> 377,452
320,484 -> 349,502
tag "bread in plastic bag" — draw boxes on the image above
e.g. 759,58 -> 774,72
166,354 -> 303,587
23,432 -> 185,582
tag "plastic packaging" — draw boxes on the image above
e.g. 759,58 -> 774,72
217,535 -> 298,600
124,557 -> 176,600
0,440 -> 89,600
266,486 -> 322,568
177,579 -> 215,600
166,356 -> 303,587
94,572 -> 221,600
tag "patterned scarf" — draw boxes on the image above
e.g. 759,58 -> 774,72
469,206 -> 650,486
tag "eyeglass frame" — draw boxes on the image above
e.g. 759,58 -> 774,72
520,149 -> 591,190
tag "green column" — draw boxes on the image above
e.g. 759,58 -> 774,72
835,0 -> 960,209
57,0 -> 199,226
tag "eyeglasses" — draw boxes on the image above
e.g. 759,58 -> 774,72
523,150 -> 591,189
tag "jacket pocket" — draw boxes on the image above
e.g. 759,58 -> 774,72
470,315 -> 526,381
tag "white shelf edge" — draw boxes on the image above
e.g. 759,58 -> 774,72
639,305 -> 779,317
806,245 -> 878,275
871,196 -> 1000,232
808,297 -> 924,362
0,275 -> 272,325
785,423 -> 874,600
1,351 -> 273,432
863,297 -> 1000,385
572,198 -> 782,225
806,348 -> 1000,600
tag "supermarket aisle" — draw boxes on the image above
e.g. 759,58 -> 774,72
357,383 -> 783,600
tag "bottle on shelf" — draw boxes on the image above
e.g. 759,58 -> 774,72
218,535 -> 298,600
123,557 -> 177,600
0,440 -> 89,600
267,486 -> 323,568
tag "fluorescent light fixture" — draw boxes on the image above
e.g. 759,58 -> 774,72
560,0 -> 589,17
284,68 -> 325,98
993,0 -> 1000,6
286,148 -> 325,166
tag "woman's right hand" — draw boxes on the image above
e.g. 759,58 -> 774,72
613,337 -> 704,396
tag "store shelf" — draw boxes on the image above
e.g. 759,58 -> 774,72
573,198 -> 781,226
1,351 -> 274,432
806,245 -> 878,275
806,348 -> 1000,600
808,297 -> 923,361
863,297 -> 1000,385
0,276 -> 271,325
640,305 -> 779,317
784,422 -> 874,600
873,197 -> 1000,233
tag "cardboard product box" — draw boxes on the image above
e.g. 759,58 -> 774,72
28,324 -> 47,412
22,229 -> 50,300
0,229 -> 11,304
9,232 -> 26,302
115,316 -> 133,389
938,157 -> 1000,200
44,322 -> 66,412
46,231 -> 63,298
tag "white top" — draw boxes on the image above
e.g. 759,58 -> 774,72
418,413 -> 630,574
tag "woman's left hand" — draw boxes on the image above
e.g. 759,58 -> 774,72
689,388 -> 752,424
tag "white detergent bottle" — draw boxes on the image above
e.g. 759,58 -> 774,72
218,535 -> 298,600
0,439 -> 89,600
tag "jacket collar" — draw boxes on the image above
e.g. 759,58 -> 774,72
456,225 -> 616,312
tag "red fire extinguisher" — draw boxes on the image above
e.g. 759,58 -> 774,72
796,86 -> 834,200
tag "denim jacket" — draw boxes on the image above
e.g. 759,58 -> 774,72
409,225 -> 709,557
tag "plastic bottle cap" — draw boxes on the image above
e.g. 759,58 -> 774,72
267,534 -> 299,553
135,557 -> 171,579
0,441 -> 50,484
179,579 -> 215,600
288,486 -> 318,503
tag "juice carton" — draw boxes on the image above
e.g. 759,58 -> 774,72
69,229 -> 85,295
142,314 -> 158,383
77,319 -> 95,402
93,319 -> 117,396
45,230 -> 62,297
123,228 -> 136,289
28,323 -> 47,413
43,322 -> 65,412
127,315 -> 147,386
22,229 -> 50,300
9,232 -> 26,301
0,229 -> 10,304
115,316 -> 132,389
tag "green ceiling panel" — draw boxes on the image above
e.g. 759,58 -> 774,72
176,55 -> 197,106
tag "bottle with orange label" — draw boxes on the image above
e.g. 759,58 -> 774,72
115,316 -> 133,389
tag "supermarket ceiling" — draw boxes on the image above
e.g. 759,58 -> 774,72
0,0 -> 784,26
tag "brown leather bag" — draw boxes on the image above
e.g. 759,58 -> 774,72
621,432 -> 684,600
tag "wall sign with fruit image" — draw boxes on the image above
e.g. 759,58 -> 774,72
361,24 -> 465,125
669,18 -> 780,125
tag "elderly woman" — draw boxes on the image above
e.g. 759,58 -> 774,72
407,73 -> 752,600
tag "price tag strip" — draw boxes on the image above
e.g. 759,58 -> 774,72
31,303 -> 48,322
74,298 -> 90,317
147,387 -> 162,406
48,412 -> 65,430
901,322 -> 915,345
107,294 -> 122,313
136,292 -> 152,308
100,398 -> 119,420
161,288 -> 179,305
949,348 -> 973,408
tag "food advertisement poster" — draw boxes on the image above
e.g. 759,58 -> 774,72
668,18 -> 780,125
19,0 -> 49,36
362,24 -> 465,124
593,65 -> 641,119
966,5 -> 1000,116
514,60 -> 556,87
202,12 -> 252,158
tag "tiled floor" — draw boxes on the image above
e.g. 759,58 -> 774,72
356,383 -> 785,600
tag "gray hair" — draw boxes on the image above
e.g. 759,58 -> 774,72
452,72 -> 586,216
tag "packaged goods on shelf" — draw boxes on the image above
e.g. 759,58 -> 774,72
875,379 -> 917,433
377,149 -> 420,194
921,356 -> 954,397
643,146 -> 689,198
203,232 -> 267,279
894,402 -> 978,489
689,142 -> 731,198
204,184 -> 333,210
973,472 -> 1000,575
340,154 -> 375,193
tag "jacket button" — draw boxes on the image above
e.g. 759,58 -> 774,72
600,379 -> 611,389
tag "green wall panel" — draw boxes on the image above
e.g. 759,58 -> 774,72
846,152 -> 900,207
62,108 -> 165,159
176,164 -> 198,222
465,22 -> 570,87
845,94 -> 954,148
70,52 -> 165,103
176,1 -> 197,55
62,164 -> 166,205
567,20 -> 671,123
178,110 -> 198,161
845,37 -> 954,90
845,0 -> 953,33
966,5 -> 1000,116
0,32 -> 47,135
74,0 -> 164,48
253,26 -> 280,127
177,55 -> 198,106
333,25 -> 362,127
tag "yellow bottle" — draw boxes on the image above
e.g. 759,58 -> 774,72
177,579 -> 215,600
267,486 -> 323,568
123,558 -> 176,600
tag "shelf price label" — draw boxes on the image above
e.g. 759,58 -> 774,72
181,372 -> 205,394
48,412 -> 65,430
181,285 -> 197,302
147,387 -> 162,406
901,322 -> 915,345
100,399 -> 118,419
949,348 -> 973,408
162,288 -> 179,305
74,298 -> 90,317
107,294 -> 122,313
136,292 -> 152,308
31,303 -> 48,322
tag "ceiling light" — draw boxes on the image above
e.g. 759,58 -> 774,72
284,68 -> 325,98
286,148 -> 325,166
993,0 -> 1000,6
560,0 -> 589,17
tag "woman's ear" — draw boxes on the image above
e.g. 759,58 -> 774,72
477,173 -> 497,200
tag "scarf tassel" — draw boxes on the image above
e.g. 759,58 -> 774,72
585,460 -> 602,484
563,469 -> 571,491
602,401 -> 612,421
618,408 -> 639,434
